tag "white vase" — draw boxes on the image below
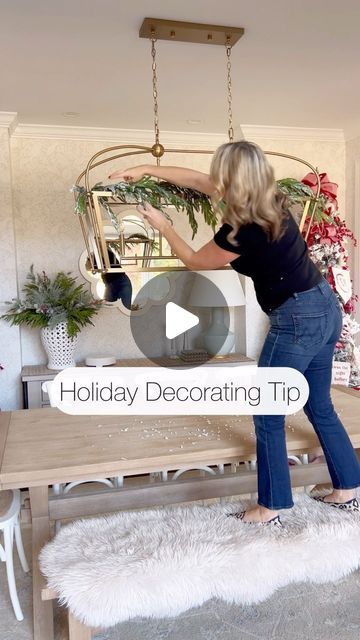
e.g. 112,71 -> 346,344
40,321 -> 78,370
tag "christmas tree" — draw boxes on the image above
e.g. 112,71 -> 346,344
301,173 -> 360,389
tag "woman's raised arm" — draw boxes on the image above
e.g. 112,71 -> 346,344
109,164 -> 215,196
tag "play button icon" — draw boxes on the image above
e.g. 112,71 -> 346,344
165,302 -> 199,339
129,271 -> 231,368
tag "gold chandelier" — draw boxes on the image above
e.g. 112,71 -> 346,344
74,18 -> 321,275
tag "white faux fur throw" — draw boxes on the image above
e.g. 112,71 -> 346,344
39,493 -> 360,629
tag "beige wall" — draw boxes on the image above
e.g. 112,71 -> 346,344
0,125 -> 22,410
251,137 -> 346,215
0,124 -> 346,409
346,136 -> 360,322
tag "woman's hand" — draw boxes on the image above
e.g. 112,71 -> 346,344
136,201 -> 169,234
108,165 -> 149,182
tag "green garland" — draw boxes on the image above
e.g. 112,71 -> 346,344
277,178 -> 313,203
73,176 -> 321,240
73,177 -> 217,239
277,178 -> 332,223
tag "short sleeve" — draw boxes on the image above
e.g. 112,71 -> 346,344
213,223 -> 242,255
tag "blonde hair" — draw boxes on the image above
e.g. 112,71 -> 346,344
210,141 -> 287,243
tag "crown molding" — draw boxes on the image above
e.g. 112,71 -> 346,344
0,111 -> 18,133
11,122 -> 345,145
11,124 -> 227,149
240,124 -> 344,143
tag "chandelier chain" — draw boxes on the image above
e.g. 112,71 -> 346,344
151,34 -> 160,146
226,40 -> 234,142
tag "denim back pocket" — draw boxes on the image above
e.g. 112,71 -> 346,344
292,312 -> 328,347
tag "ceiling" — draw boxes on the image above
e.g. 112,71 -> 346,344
1,0 -> 360,138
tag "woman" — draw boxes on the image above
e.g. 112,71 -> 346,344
110,141 -> 360,526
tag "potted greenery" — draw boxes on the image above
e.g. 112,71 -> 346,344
2,266 -> 100,369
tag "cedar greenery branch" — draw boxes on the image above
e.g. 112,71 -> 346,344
1,266 -> 100,338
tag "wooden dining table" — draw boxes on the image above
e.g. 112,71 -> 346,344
0,385 -> 359,640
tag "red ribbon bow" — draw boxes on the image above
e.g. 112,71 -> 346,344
302,172 -> 338,206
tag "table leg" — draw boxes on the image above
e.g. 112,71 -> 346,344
29,486 -> 54,640
68,613 -> 92,639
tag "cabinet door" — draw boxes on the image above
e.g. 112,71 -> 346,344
27,381 -> 50,408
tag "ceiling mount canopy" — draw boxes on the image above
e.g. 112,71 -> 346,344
139,18 -> 244,47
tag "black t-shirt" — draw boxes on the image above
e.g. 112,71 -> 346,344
213,211 -> 322,313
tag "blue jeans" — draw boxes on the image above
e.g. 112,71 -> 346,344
254,277 -> 360,510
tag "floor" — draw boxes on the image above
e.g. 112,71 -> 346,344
1,514 -> 360,640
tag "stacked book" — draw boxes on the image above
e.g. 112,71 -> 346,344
179,349 -> 210,363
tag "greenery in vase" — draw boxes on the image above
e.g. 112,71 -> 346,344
1,266 -> 100,337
